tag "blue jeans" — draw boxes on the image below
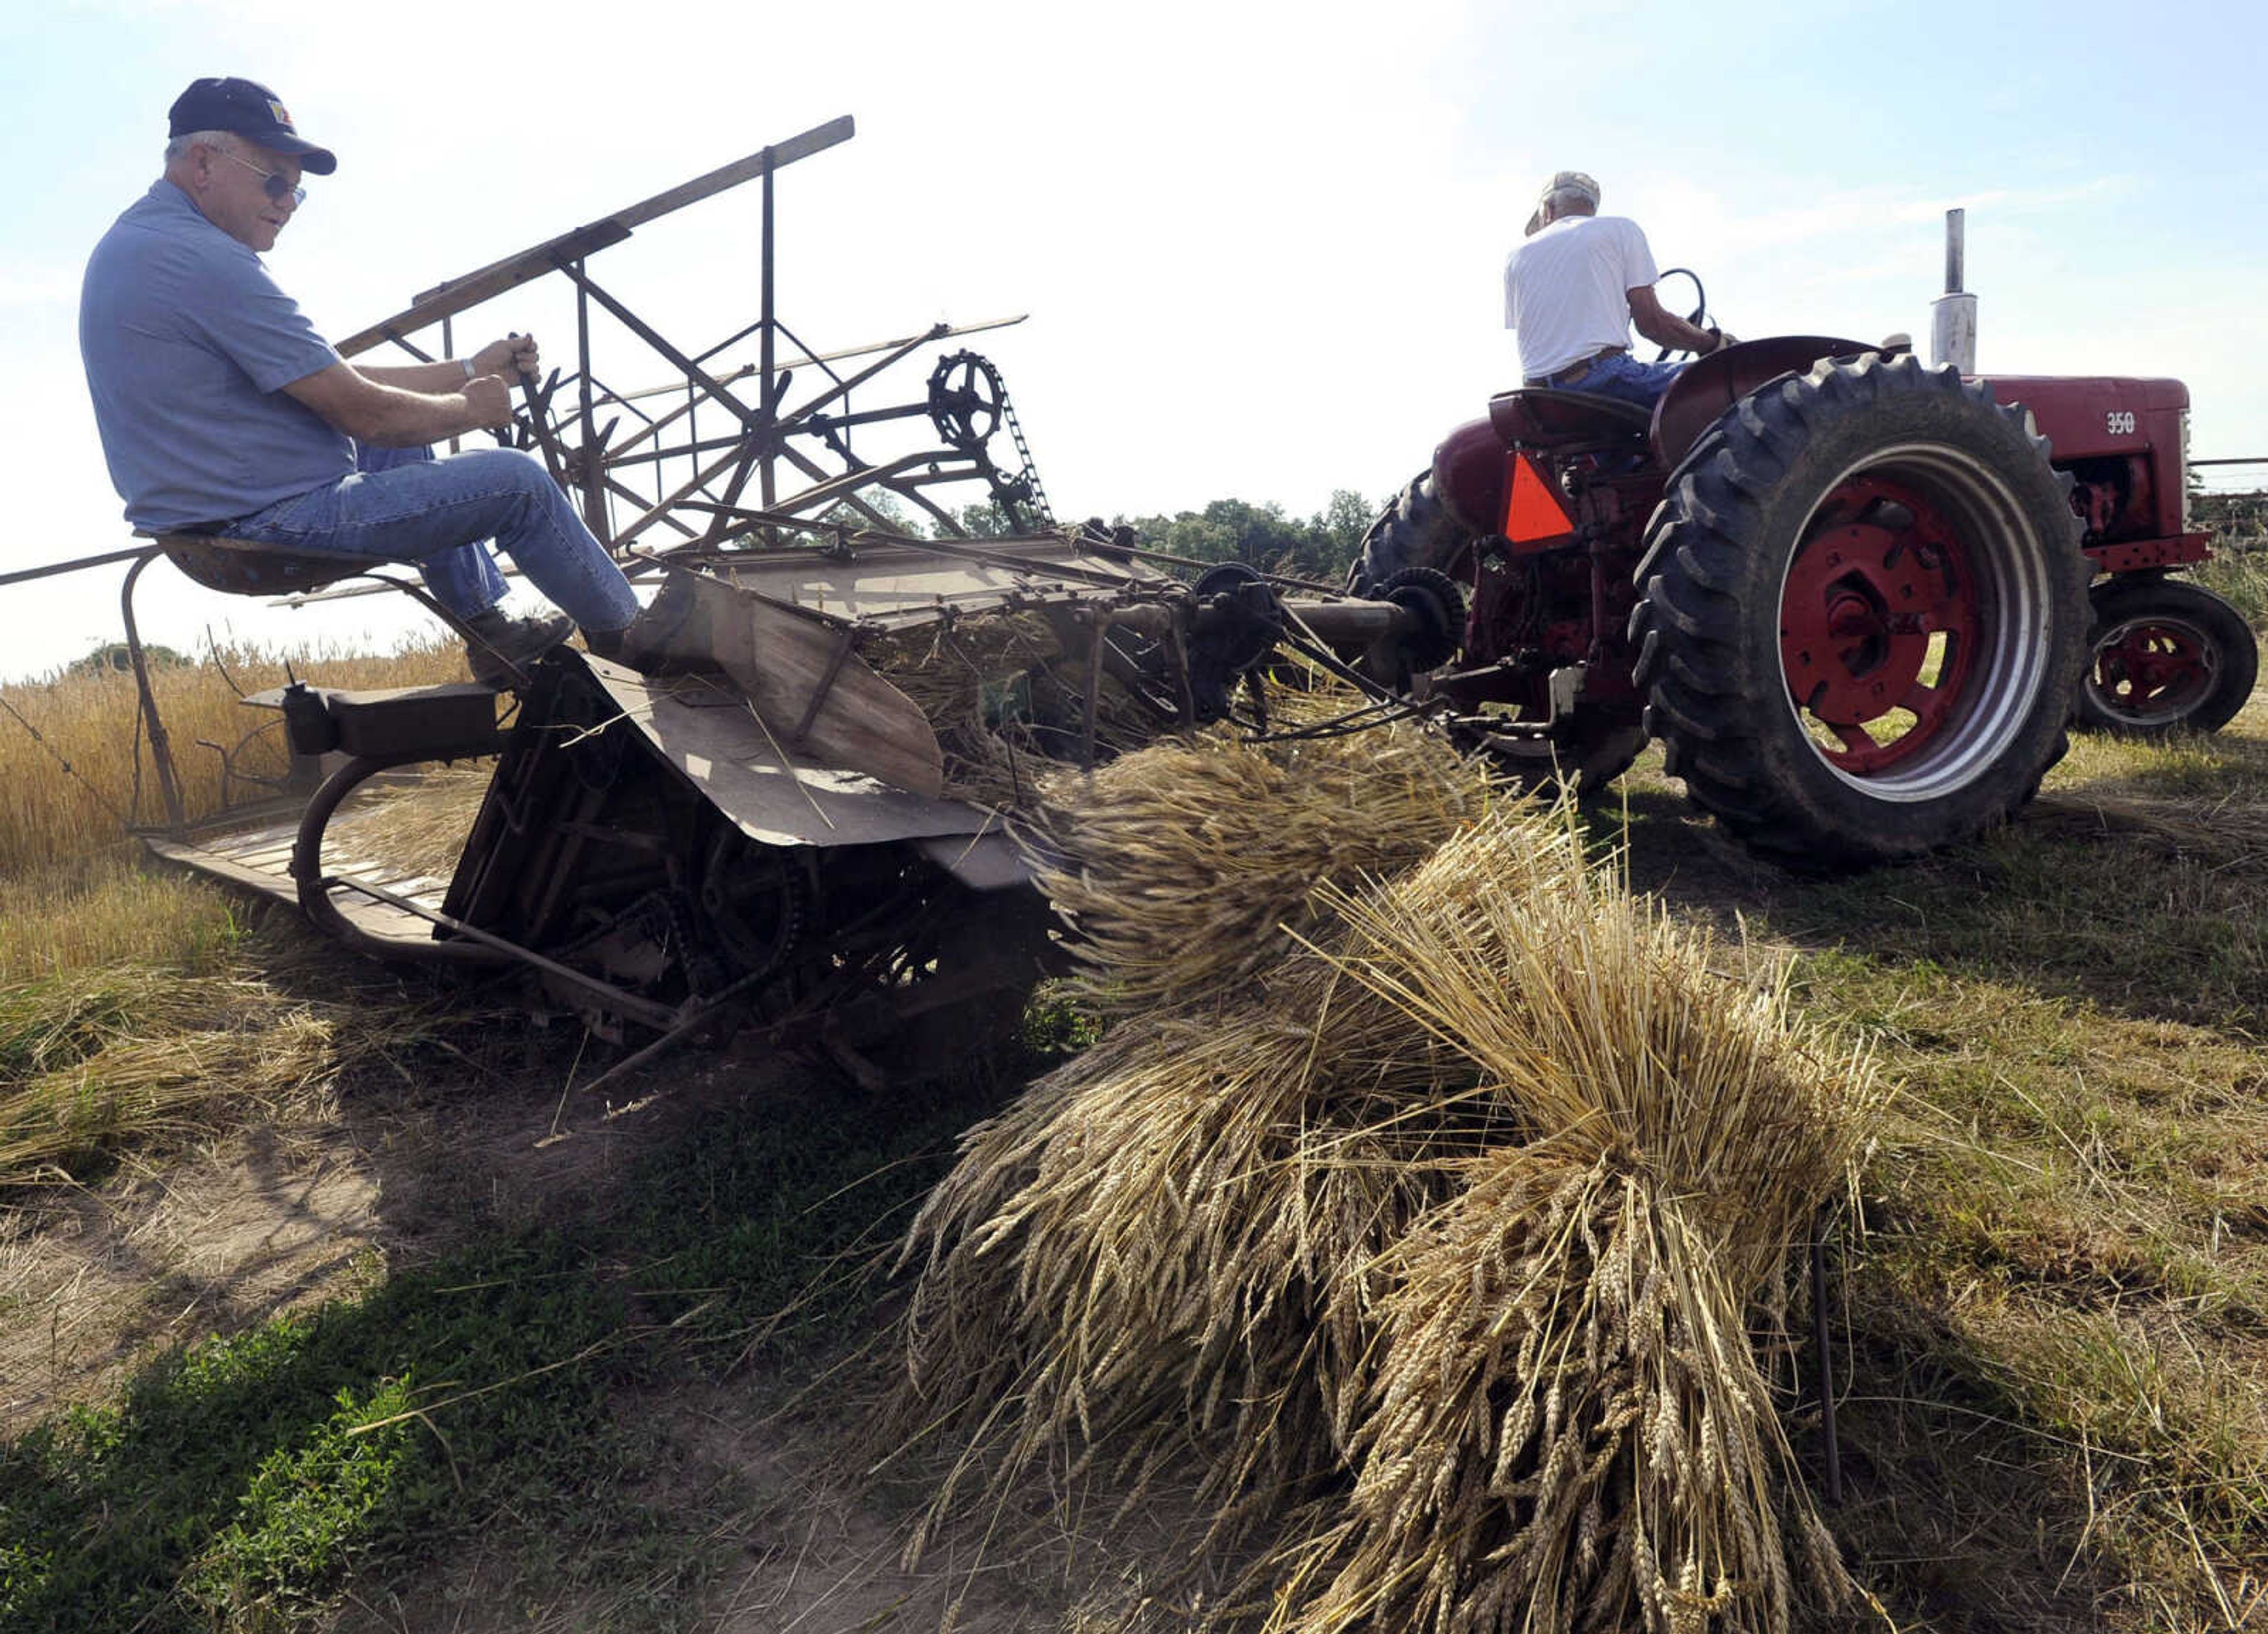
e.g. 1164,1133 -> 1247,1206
1560,352 -> 1687,409
224,446 -> 637,631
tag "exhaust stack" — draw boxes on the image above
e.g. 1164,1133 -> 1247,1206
1931,208 -> 1977,374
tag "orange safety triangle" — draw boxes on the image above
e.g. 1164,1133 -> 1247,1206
1504,453 -> 1575,544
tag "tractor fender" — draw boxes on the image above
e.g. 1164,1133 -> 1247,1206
1432,337 -> 1879,531
1428,415 -> 1507,536
1650,335 -> 1879,471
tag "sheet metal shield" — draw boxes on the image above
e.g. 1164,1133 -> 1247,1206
705,536 -> 1174,631
584,656 -> 1015,869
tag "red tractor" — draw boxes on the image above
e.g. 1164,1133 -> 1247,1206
1350,337 -> 2257,866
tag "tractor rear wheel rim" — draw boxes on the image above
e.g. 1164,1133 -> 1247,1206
2088,613 -> 2219,726
1776,451 -> 2054,797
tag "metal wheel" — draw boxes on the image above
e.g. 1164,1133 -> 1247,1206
1633,352 -> 2088,866
928,351 -> 1005,452
1774,461 -> 2041,794
2077,576 -> 2259,736
696,826 -> 804,980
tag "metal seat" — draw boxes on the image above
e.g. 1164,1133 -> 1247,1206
143,532 -> 389,596
1485,388 -> 1654,450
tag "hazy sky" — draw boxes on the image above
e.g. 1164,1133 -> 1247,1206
4,0 -> 2262,678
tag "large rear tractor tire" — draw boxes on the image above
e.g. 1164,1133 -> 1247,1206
1348,471 -> 1467,595
2076,575 -> 2258,736
1631,353 -> 2089,867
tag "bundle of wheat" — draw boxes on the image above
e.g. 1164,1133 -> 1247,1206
1024,725 -> 1492,1016
1246,829 -> 1881,1633
894,796 -> 1568,1562
898,985 -> 1465,1555
896,739 -> 1516,1552
1312,818 -> 1866,1296
895,776 -> 1884,1633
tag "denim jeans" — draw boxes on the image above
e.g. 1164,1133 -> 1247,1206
1560,352 -> 1688,410
345,442 -> 506,615
223,446 -> 637,631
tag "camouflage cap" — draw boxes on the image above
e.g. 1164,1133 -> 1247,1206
1525,170 -> 1600,236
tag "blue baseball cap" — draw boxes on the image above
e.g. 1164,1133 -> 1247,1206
167,77 -> 336,174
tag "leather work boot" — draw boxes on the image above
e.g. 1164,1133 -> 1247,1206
582,574 -> 696,674
463,606 -> 575,689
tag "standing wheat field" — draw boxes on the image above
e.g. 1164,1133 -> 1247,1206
0,638 -> 470,875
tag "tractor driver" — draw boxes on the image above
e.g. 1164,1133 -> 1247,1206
80,77 -> 663,686
1503,171 -> 1734,411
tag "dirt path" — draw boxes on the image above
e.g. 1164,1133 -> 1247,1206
2,1030 -> 1153,1632
0,1123 -> 380,1428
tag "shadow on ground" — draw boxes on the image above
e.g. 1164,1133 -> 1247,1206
0,944 -> 1068,1632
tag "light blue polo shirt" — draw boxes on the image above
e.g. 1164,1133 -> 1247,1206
80,180 -> 352,532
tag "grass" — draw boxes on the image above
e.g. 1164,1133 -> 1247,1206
1,1224 -> 676,1632
0,641 -> 1074,1625
2191,537 -> 2268,628
0,855 -> 469,1192
1608,693 -> 2268,1629
0,852 -> 245,986
0,560 -> 2262,1628
0,638 -> 488,1193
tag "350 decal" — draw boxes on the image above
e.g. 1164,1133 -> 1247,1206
2106,410 -> 2137,435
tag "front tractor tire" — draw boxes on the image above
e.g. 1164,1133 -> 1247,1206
2077,575 -> 2259,736
1631,353 -> 2089,867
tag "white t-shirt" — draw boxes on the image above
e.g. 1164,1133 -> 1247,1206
1502,214 -> 1660,380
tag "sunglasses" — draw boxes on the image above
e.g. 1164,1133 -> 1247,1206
213,146 -> 307,208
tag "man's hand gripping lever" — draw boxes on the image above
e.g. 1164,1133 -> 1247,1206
509,337 -> 571,484
468,331 -> 566,480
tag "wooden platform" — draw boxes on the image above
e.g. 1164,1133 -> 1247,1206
141,792 -> 458,948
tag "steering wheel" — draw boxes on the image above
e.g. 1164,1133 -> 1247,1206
1651,266 -> 1710,361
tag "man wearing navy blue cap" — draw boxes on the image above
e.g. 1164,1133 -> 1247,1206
80,77 -> 650,684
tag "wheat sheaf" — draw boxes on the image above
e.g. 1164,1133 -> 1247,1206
892,728 -> 1886,1633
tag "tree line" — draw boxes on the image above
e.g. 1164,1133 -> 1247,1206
946,491 -> 1379,586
